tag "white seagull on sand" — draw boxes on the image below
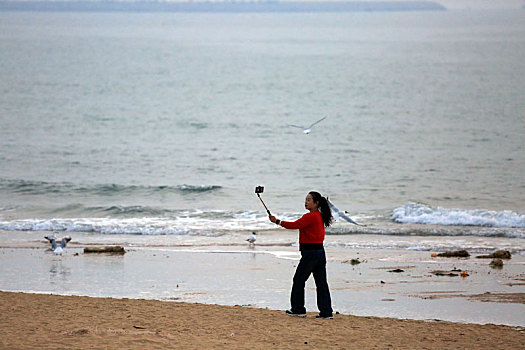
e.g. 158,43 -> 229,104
45,233 -> 72,254
288,116 -> 327,134
246,232 -> 257,245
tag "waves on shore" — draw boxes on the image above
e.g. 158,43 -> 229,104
0,208 -> 523,239
392,202 -> 525,229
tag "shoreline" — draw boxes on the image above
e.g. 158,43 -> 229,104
0,231 -> 524,327
1,291 -> 524,349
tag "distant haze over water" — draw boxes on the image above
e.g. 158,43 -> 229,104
0,0 -> 447,12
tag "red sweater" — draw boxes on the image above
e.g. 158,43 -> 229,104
281,210 -> 325,243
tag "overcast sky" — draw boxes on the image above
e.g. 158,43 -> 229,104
435,0 -> 524,9
4,0 -> 525,10
314,0 -> 525,9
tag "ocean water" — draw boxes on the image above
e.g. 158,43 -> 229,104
0,10 -> 524,253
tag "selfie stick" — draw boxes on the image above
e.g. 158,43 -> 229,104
257,193 -> 271,215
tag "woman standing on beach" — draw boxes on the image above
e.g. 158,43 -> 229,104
269,191 -> 334,319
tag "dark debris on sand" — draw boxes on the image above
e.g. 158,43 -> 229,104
84,246 -> 126,254
476,250 -> 511,259
437,250 -> 470,258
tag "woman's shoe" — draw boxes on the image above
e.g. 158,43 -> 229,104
315,314 -> 333,319
286,309 -> 306,317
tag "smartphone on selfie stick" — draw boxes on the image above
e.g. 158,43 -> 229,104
255,186 -> 271,215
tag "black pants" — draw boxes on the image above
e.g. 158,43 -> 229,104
290,248 -> 333,316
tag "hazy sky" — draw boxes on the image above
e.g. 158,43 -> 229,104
435,0 -> 524,9
317,0 -> 525,9
3,0 -> 525,10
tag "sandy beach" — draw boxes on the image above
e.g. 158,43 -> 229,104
1,230 -> 525,327
0,231 -> 524,349
1,291 -> 524,349
0,229 -> 524,333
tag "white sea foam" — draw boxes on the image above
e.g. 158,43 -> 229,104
392,202 -> 525,228
0,211 -> 273,235
1,207 -> 524,239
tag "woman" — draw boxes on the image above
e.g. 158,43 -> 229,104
269,191 -> 334,319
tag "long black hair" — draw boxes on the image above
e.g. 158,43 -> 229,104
309,191 -> 333,228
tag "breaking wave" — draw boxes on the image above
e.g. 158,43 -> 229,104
0,210 -> 268,235
392,202 -> 525,229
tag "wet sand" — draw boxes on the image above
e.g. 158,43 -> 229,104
0,230 -> 524,327
1,291 -> 524,349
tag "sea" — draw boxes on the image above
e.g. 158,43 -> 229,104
1,8 -> 524,254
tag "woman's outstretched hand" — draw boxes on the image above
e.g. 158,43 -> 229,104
269,215 -> 277,223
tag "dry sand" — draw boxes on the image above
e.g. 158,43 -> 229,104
1,291 -> 524,349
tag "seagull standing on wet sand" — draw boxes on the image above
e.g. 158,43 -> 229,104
288,116 -> 327,134
44,233 -> 72,254
246,232 -> 256,245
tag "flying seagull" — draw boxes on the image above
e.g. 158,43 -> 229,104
246,232 -> 257,245
288,116 -> 327,134
327,199 -> 362,226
